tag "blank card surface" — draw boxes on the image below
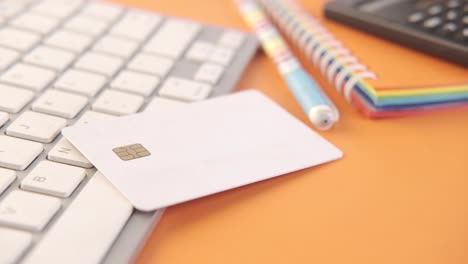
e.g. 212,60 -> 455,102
62,90 -> 343,211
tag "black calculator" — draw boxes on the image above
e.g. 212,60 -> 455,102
324,0 -> 468,67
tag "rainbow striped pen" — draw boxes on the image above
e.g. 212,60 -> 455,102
236,0 -> 339,130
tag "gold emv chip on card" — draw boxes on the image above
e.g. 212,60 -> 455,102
112,144 -> 151,161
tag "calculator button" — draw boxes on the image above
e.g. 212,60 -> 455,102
446,0 -> 461,9
446,10 -> 458,20
440,22 -> 458,35
462,16 -> 468,25
427,5 -> 443,15
423,17 -> 443,29
408,12 -> 425,23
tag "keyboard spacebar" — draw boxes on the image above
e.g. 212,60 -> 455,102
23,172 -> 133,264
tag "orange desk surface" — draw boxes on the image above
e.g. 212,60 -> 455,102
111,0 -> 468,263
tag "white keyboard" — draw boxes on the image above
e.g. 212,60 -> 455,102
0,0 -> 258,263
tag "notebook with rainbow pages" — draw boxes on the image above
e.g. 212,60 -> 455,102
258,0 -> 468,118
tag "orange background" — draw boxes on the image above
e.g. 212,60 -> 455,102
110,0 -> 468,263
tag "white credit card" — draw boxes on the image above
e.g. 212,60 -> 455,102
63,90 -> 343,211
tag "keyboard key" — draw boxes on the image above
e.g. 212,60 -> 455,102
93,35 -> 139,58
110,10 -> 162,40
0,190 -> 61,232
0,1 -> 26,18
0,135 -> 43,170
7,111 -> 67,143
185,41 -> 215,61
144,96 -> 186,112
0,47 -> 19,71
0,112 -> 8,128
128,53 -> 174,77
218,31 -> 245,49
21,160 -> 86,198
92,90 -> 144,116
159,77 -> 213,102
111,70 -> 160,96
0,227 -> 32,264
75,52 -> 124,76
0,63 -> 56,91
0,168 -> 16,195
0,28 -> 40,51
10,12 -> 59,34
32,90 -> 88,119
194,63 -> 224,84
32,0 -> 83,19
22,172 -> 132,264
45,30 -> 93,53
81,1 -> 123,21
144,19 -> 200,58
64,15 -> 109,36
209,46 -> 234,65
74,110 -> 115,126
54,69 -> 106,97
48,138 -> 92,168
0,84 -> 34,113
23,46 -> 75,71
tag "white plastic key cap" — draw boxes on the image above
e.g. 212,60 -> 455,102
194,63 -> 224,84
92,90 -> 144,116
159,77 -> 213,102
111,70 -> 160,96
32,0 -> 83,19
0,135 -> 43,170
22,171 -> 133,264
144,96 -> 186,112
0,47 -> 19,71
93,35 -> 138,58
110,10 -> 162,40
81,1 -> 123,21
144,19 -> 201,58
0,190 -> 61,232
32,90 -> 88,119
0,112 -> 8,128
23,46 -> 75,71
74,110 -> 115,126
7,111 -> 67,143
128,53 -> 174,77
0,168 -> 16,195
45,30 -> 93,53
0,84 -> 34,113
218,31 -> 245,49
209,46 -> 235,65
0,1 -> 25,18
0,63 -> 56,91
0,28 -> 40,52
185,41 -> 215,62
75,51 -> 124,77
54,69 -> 106,97
48,138 -> 92,168
21,160 -> 86,198
10,12 -> 59,35
64,15 -> 108,36
0,227 -> 33,264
